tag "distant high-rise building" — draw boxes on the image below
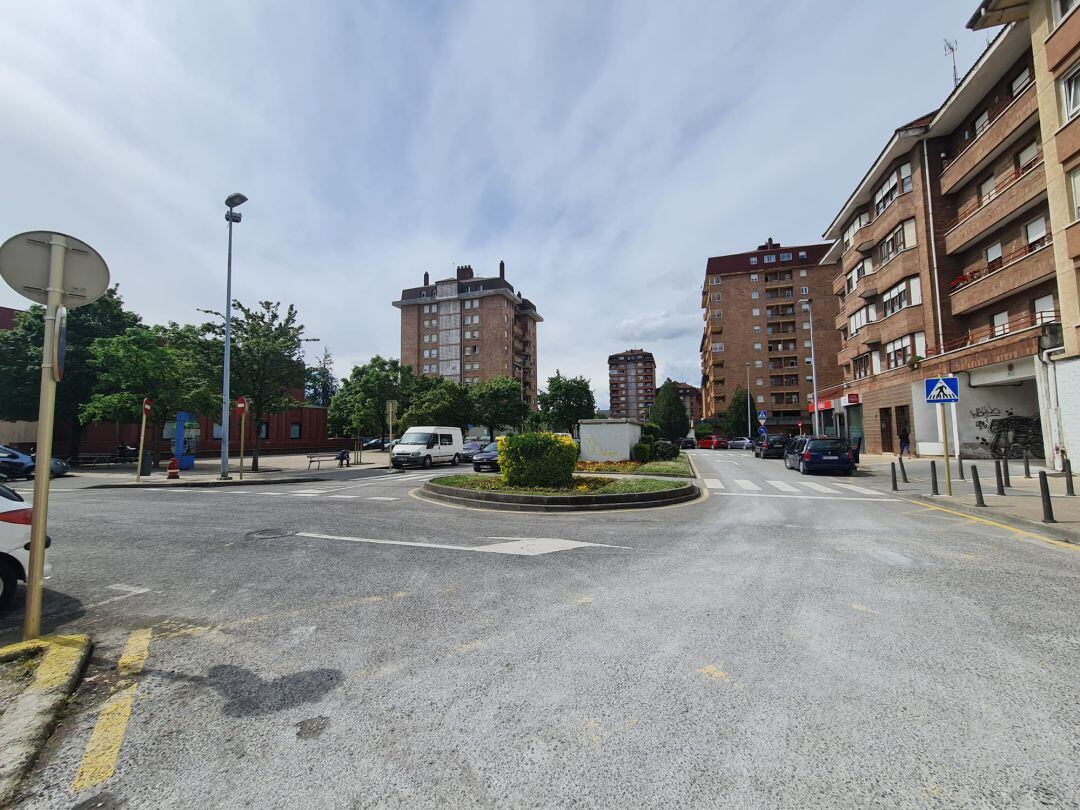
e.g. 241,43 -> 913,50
662,381 -> 702,423
393,262 -> 541,410
608,349 -> 656,420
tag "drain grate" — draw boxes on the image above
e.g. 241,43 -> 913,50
244,528 -> 294,541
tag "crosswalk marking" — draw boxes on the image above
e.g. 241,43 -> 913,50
798,481 -> 839,494
703,478 -> 724,490
832,482 -> 879,495
765,480 -> 800,493
733,479 -> 761,491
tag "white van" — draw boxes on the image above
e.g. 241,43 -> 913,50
390,426 -> 464,469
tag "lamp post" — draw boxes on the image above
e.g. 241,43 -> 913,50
219,192 -> 247,480
745,362 -> 752,439
799,297 -> 820,436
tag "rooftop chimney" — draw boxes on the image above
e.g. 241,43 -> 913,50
423,271 -> 429,286
499,260 -> 505,279
456,264 -> 474,281
756,237 -> 780,250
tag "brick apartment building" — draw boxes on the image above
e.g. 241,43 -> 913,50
699,240 -> 842,434
821,11 -> 1074,462
665,380 -> 703,423
393,262 -> 542,410
608,349 -> 656,420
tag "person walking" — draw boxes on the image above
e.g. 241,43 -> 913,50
898,425 -> 911,459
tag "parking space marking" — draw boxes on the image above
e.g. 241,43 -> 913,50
765,480 -> 800,493
703,478 -> 724,489
733,479 -> 761,491
799,481 -> 840,494
831,482 -> 880,495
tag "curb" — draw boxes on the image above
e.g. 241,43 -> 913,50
422,481 -> 701,512
904,492 -> 1080,545
0,634 -> 92,806
88,475 -> 330,490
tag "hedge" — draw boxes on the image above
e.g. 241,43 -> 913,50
498,432 -> 579,488
642,423 -> 661,442
631,441 -> 654,463
653,440 -> 679,461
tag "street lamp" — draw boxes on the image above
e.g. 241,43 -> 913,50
799,297 -> 820,436
745,362 -> 752,440
220,192 -> 247,480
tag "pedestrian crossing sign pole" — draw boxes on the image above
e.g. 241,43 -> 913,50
924,377 -> 959,497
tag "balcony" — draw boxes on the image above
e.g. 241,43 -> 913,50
764,274 -> 794,287
1056,113 -> 1080,167
872,305 -> 926,347
768,342 -> 798,354
837,342 -> 861,367
943,155 -> 1047,254
940,81 -> 1038,194
708,321 -> 723,335
948,237 -> 1055,315
1047,8 -> 1080,75
854,321 -> 881,349
834,312 -> 848,331
764,290 -> 794,302
925,308 -> 1059,358
832,273 -> 847,297
862,188 -> 916,256
765,307 -> 796,319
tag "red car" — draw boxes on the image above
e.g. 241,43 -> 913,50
697,435 -> 729,450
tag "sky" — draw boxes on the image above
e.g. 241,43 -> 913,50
0,1 -> 989,408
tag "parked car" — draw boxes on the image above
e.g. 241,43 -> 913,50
729,437 -> 753,450
697,435 -> 728,450
362,438 -> 386,451
784,436 -> 855,475
754,434 -> 789,459
390,426 -> 464,469
0,445 -> 69,480
680,437 -> 697,449
472,441 -> 500,472
461,440 -> 486,463
0,481 -> 52,611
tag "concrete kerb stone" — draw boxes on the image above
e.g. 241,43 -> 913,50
88,475 -> 330,490
421,481 -> 701,512
0,634 -> 92,806
906,493 -> 1080,545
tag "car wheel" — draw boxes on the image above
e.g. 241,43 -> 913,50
0,559 -> 18,612
799,460 -> 808,475
473,465 -> 482,472
450,453 -> 460,466
422,455 -> 432,469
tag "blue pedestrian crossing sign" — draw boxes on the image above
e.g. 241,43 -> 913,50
756,411 -> 768,420
757,426 -> 768,436
924,377 -> 959,403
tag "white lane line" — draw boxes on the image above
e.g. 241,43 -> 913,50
799,481 -> 840,494
831,482 -> 881,495
366,496 -> 398,501
709,492 -> 898,501
734,479 -> 762,491
295,533 -> 622,556
328,495 -> 358,499
703,478 -> 724,490
292,494 -> 319,497
765,480 -> 800,493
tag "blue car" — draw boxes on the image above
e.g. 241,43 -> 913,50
784,436 -> 855,475
0,445 -> 70,480
471,441 -> 500,472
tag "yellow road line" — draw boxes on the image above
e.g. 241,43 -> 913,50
902,498 -> 1078,550
71,628 -> 152,793
30,635 -> 89,692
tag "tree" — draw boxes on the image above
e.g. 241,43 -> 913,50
537,371 -> 595,434
469,376 -> 529,440
326,357 -> 427,441
0,286 -> 140,453
722,386 -> 751,438
653,379 -> 690,441
80,324 -> 220,427
202,300 -> 313,470
305,346 -> 338,407
398,379 -> 471,431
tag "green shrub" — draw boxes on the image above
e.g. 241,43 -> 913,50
653,440 -> 679,461
630,441 -> 654,462
498,432 -> 579,488
642,423 -> 661,442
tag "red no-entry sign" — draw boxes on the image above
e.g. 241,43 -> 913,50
142,397 -> 152,415
236,396 -> 247,414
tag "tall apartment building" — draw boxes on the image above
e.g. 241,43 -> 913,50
699,240 -> 841,434
821,17 -> 1067,461
664,380 -> 703,423
608,349 -> 656,420
393,262 -> 542,410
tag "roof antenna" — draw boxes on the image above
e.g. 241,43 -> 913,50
944,39 -> 959,88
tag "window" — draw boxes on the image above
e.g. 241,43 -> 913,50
756,378 -> 764,386
712,293 -> 722,302
752,307 -> 760,316
1017,141 -> 1039,170
1026,215 -> 1047,247
712,342 -> 724,352
979,175 -> 996,203
992,310 -> 1010,337
879,220 -> 915,264
1034,293 -> 1056,324
874,162 -> 912,214
764,255 -> 776,264
803,321 -> 810,330
1012,67 -> 1031,97
290,422 -> 302,439
885,334 -> 914,369
803,339 -> 812,348
1056,0 -> 1080,25
799,251 -> 808,260
753,342 -> 762,350
804,357 -> 813,365
780,252 -> 792,261
1063,63 -> 1080,122
985,241 -> 1003,271
756,395 -> 765,403
754,359 -> 763,368
749,257 -> 758,265
753,325 -> 761,334
1071,168 -> 1080,219
709,276 -> 721,285
974,109 -> 990,136
842,212 -> 871,249
750,273 -> 759,282
882,279 -> 912,317
800,268 -> 808,277
751,291 -> 759,299
800,286 -> 809,295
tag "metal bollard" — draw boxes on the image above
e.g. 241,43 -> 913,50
1023,449 -> 1031,479
930,460 -> 939,495
1039,471 -> 1056,523
898,455 -> 909,484
890,462 -> 898,492
994,459 -> 1005,496
1066,459 -> 1075,497
971,466 -> 986,507
1002,456 -> 1011,488
957,452 -> 965,480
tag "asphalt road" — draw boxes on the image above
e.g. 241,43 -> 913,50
4,452 -> 1079,808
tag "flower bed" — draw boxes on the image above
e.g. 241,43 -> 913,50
434,474 -> 683,497
575,453 -> 692,477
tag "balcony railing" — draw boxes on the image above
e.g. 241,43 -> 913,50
943,152 -> 1044,231
926,308 -> 1059,357
948,234 -> 1051,292
941,78 -> 1034,175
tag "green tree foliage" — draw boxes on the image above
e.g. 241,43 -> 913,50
80,324 -> 220,427
305,346 -> 338,407
326,357 -> 429,439
653,379 -> 690,441
469,375 -> 528,440
202,300 -> 313,470
398,379 -> 471,431
537,371 -> 595,433
0,287 -> 140,452
722,386 -> 751,438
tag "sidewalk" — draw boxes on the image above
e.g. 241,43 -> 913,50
856,452 -> 1080,543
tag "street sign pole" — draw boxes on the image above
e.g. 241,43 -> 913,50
236,397 -> 248,481
135,397 -> 151,483
940,403 -> 952,496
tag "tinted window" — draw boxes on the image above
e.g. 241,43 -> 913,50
400,431 -> 434,445
808,439 -> 849,453
439,434 -> 454,445
483,442 -> 498,452
0,483 -> 23,502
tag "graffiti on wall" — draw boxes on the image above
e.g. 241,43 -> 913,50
970,406 -> 1043,458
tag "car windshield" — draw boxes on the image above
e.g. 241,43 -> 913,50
808,439 -> 848,453
399,430 -> 434,445
483,442 -> 498,452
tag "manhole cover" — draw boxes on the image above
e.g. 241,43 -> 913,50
244,528 -> 294,541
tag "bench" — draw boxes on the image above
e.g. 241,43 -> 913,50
306,453 -> 342,469
70,453 -> 120,467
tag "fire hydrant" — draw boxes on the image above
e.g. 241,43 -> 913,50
166,456 -> 180,480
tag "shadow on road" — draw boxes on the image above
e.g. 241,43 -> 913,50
146,663 -> 344,717
0,587 -> 86,643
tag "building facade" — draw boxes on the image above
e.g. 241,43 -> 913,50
699,240 -> 841,434
823,18 -> 1066,461
393,262 -> 542,410
665,380 -> 703,423
608,349 -> 656,420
